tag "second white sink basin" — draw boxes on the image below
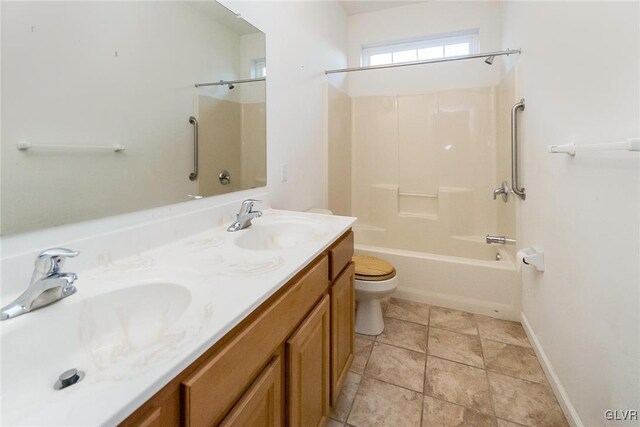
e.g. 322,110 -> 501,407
234,222 -> 320,251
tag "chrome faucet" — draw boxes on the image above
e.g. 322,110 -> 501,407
227,199 -> 263,232
486,235 -> 516,245
493,181 -> 511,202
1,248 -> 79,321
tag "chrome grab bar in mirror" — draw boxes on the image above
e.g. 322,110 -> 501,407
511,99 -> 526,200
16,141 -> 125,152
188,116 -> 198,181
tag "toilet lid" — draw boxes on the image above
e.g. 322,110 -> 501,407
352,255 -> 396,282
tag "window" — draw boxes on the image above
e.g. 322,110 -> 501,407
361,31 -> 478,67
252,58 -> 266,78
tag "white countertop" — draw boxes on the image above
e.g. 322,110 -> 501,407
0,209 -> 356,426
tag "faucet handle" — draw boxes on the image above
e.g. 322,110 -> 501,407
493,181 -> 510,202
241,198 -> 261,207
35,248 -> 79,275
240,199 -> 261,214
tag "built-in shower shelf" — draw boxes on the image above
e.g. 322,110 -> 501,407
398,212 -> 438,220
398,192 -> 438,198
398,191 -> 438,218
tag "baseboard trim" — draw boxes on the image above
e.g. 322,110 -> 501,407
395,286 -> 520,321
520,312 -> 583,427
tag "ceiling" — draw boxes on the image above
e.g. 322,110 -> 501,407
339,1 -> 425,16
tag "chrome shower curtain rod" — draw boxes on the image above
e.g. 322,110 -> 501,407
194,77 -> 265,88
324,49 -> 521,75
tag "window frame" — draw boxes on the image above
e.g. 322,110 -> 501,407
252,58 -> 266,79
361,30 -> 479,67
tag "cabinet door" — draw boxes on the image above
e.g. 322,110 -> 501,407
330,262 -> 355,405
220,356 -> 282,427
286,295 -> 330,427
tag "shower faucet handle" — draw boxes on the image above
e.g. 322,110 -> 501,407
492,181 -> 510,202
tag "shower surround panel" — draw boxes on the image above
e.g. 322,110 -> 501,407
351,86 -> 515,261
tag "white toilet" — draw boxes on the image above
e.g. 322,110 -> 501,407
305,208 -> 399,336
352,255 -> 399,336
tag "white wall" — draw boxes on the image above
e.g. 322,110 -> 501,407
501,2 -> 640,425
222,1 -> 348,211
347,1 -> 503,97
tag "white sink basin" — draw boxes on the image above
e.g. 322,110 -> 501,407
234,222 -> 321,251
79,282 -> 192,370
1,282 -> 191,416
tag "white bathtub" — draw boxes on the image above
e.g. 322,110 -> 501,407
355,243 -> 522,321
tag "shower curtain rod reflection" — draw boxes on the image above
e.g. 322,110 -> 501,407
324,49 -> 521,75
194,77 -> 265,88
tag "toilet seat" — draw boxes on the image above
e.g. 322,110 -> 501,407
352,255 -> 396,282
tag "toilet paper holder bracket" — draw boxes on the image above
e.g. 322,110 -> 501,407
517,247 -> 545,272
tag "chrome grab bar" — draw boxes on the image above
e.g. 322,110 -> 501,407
511,99 -> 526,199
188,116 -> 198,181
486,235 -> 516,245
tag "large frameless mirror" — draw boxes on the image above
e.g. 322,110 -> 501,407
1,1 -> 266,235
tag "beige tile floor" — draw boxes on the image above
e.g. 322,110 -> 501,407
329,298 -> 569,427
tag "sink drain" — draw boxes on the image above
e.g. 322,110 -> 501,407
54,368 -> 85,390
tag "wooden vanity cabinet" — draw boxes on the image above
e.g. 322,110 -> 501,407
121,230 -> 354,427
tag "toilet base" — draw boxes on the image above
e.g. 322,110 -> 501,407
355,298 -> 385,335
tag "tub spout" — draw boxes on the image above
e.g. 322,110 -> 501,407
486,235 -> 516,245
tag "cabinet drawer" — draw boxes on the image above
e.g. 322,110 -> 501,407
330,262 -> 355,405
182,256 -> 329,427
329,231 -> 353,281
220,355 -> 282,427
